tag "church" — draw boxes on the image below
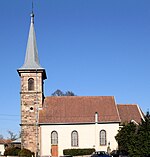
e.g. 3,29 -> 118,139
17,12 -> 144,157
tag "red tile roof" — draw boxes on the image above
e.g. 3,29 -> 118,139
0,139 -> 11,144
117,104 -> 144,124
39,96 -> 120,124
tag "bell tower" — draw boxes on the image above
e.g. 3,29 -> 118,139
17,11 -> 47,155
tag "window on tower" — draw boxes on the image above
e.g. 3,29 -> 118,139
28,78 -> 34,91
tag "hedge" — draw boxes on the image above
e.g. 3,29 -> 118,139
18,148 -> 34,157
4,147 -> 34,157
4,147 -> 21,156
63,148 -> 95,156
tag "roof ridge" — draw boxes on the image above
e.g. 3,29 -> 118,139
45,96 -> 115,98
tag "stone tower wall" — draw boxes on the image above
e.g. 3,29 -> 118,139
20,71 -> 44,155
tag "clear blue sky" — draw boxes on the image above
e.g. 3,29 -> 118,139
0,0 -> 150,138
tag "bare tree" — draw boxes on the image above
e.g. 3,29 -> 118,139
51,89 -> 76,96
65,91 -> 76,96
7,130 -> 17,141
51,89 -> 64,96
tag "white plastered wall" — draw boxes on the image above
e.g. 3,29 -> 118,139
40,123 -> 119,156
0,144 -> 5,155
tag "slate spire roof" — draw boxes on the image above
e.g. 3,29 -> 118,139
19,12 -> 44,70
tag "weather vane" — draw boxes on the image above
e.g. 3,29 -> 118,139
32,0 -> 34,14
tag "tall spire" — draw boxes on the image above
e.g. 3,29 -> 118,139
19,11 -> 43,70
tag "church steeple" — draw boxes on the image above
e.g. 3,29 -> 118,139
17,11 -> 47,154
18,12 -> 46,79
20,13 -> 42,69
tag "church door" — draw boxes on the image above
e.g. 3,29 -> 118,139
51,145 -> 58,157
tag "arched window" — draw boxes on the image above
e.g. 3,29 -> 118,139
71,130 -> 78,147
28,78 -> 34,91
100,130 -> 107,145
51,131 -> 58,145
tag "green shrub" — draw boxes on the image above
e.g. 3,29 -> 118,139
18,148 -> 34,157
63,148 -> 95,156
4,147 -> 21,156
